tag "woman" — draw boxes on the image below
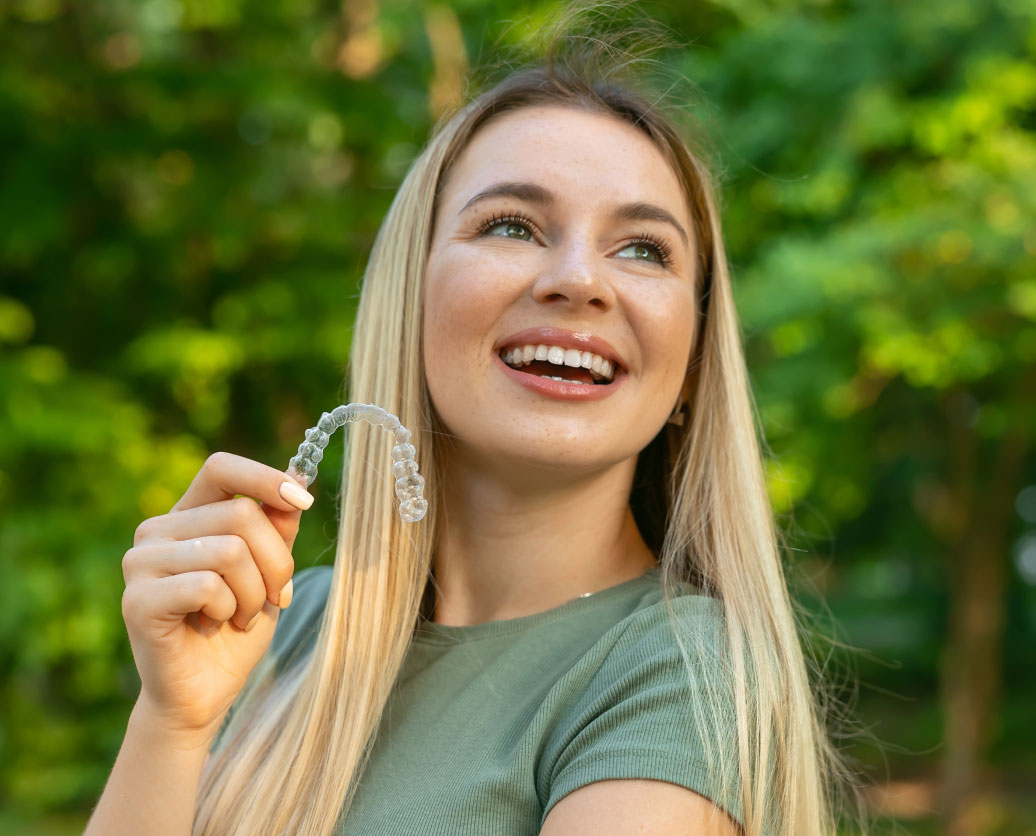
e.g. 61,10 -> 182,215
87,30 -> 856,836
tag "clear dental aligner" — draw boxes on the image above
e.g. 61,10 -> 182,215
287,403 -> 427,523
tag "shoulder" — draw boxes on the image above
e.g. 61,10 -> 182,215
590,588 -> 731,696
619,585 -> 727,643
270,564 -> 334,672
540,588 -> 742,830
579,584 -> 734,715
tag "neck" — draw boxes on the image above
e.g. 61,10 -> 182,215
429,451 -> 657,626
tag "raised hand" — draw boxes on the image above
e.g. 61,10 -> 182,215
120,452 -> 313,737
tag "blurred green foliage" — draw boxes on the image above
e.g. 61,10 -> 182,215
1,0 -> 1034,833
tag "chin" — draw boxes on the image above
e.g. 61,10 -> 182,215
453,424 -> 641,476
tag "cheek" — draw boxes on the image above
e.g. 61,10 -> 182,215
424,251 -> 485,361
625,284 -> 697,380
423,246 -> 528,350
421,247 -> 516,404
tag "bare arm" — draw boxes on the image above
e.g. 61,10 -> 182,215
85,452 -> 310,835
540,779 -> 742,836
83,699 -> 219,836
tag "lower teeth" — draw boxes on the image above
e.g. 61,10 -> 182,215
505,360 -> 609,384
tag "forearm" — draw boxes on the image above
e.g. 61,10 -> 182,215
83,700 -> 217,836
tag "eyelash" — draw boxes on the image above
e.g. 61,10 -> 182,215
475,210 -> 675,269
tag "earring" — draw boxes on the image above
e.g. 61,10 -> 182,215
666,400 -> 687,427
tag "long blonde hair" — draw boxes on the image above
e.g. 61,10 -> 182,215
194,28 -> 862,836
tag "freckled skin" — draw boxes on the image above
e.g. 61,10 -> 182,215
424,105 -> 698,478
422,104 -> 699,625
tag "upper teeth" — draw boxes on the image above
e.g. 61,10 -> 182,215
500,344 -> 616,380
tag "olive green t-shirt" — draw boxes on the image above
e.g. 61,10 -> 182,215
214,564 -> 743,834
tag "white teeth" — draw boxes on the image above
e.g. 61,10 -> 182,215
499,343 -> 618,381
543,376 -> 590,384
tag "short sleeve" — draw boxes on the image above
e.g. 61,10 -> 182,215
210,564 -> 333,754
540,595 -> 743,828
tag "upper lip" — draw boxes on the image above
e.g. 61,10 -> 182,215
494,326 -> 626,371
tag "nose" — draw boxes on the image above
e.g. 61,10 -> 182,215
530,237 -> 614,311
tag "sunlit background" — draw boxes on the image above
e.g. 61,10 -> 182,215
1,1 -> 1034,834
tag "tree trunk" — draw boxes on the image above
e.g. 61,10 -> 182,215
939,406 -> 1028,835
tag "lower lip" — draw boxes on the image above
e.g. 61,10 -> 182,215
494,352 -> 626,401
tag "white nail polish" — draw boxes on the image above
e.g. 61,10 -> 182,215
279,579 -> 293,609
279,480 -> 314,510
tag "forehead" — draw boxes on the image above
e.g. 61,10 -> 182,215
439,104 -> 690,221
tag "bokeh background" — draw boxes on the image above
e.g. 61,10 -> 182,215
1,0 -> 1034,833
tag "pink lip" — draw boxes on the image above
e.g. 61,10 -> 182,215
493,326 -> 626,371
493,351 -> 627,401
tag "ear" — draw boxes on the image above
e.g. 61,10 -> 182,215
679,373 -> 694,408
679,353 -> 700,412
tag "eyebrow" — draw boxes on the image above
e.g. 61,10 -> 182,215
457,181 -> 690,247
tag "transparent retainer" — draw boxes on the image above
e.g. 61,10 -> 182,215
286,403 -> 427,523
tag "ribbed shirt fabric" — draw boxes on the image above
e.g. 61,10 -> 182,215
213,564 -> 743,835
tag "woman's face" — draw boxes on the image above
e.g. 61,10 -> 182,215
423,104 -> 698,476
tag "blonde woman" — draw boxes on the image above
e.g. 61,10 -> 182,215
86,33 -> 859,836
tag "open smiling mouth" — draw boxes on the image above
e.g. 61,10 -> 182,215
498,345 -> 621,385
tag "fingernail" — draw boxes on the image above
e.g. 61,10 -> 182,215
279,579 -> 293,609
279,480 -> 314,510
246,612 -> 261,631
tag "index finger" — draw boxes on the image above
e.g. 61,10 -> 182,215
171,452 -> 313,514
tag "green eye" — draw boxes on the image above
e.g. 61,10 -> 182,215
616,243 -> 660,262
488,222 -> 532,241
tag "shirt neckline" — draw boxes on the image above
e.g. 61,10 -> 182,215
412,566 -> 662,644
